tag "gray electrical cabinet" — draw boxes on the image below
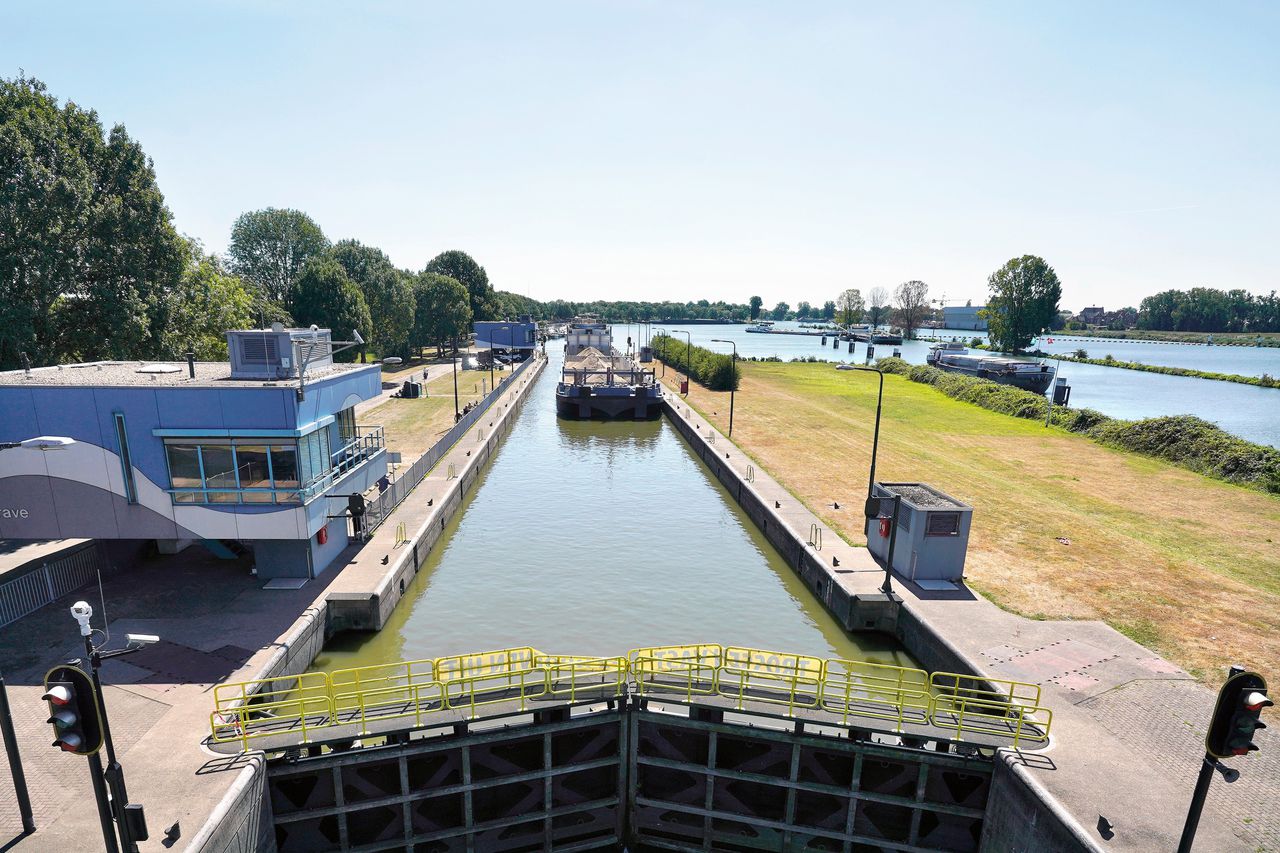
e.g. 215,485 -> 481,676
865,482 -> 972,586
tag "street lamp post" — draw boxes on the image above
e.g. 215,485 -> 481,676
451,336 -> 460,421
851,366 -> 895,595
678,331 -> 692,391
710,339 -> 738,438
655,328 -> 668,375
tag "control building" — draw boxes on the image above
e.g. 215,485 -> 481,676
0,327 -> 387,579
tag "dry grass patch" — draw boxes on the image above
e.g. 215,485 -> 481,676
660,362 -> 1280,680
360,368 -> 490,459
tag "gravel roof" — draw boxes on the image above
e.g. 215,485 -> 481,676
882,483 -> 966,509
0,360 -> 370,388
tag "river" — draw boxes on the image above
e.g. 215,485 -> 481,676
636,322 -> 1280,448
314,350 -> 913,672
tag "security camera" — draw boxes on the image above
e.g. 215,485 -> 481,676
70,601 -> 93,637
126,633 -> 160,646
310,324 -> 319,332
352,330 -> 365,345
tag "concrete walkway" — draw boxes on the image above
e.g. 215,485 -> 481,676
660,389 -> 1277,852
0,358 -> 545,852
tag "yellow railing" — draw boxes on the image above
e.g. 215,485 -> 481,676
209,644 -> 1054,751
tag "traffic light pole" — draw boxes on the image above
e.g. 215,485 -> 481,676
83,638 -> 141,853
1178,664 -> 1248,853
0,669 -> 35,835
88,750 -> 121,853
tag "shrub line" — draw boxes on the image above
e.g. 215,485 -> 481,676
875,357 -> 1280,494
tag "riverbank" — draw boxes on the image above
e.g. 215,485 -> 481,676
1059,329 -> 1280,347
655,359 -> 1280,683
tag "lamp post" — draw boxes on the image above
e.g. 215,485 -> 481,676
655,328 -> 668,376
851,366 -> 894,595
678,330 -> 692,391
0,436 -> 76,836
451,336 -> 460,421
710,339 -> 738,438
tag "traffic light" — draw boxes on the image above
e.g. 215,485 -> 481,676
41,665 -> 103,756
1206,671 -> 1270,759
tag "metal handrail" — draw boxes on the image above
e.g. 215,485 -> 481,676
209,644 -> 1053,751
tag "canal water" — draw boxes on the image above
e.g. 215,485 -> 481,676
640,322 -> 1280,448
314,351 -> 912,672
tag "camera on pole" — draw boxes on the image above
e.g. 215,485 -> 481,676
42,665 -> 104,756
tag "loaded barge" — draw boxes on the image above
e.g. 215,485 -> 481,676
926,342 -> 1055,394
556,320 -> 662,419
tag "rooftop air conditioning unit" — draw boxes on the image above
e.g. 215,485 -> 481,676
225,327 -> 333,380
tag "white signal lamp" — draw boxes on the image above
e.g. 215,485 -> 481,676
41,685 -> 73,706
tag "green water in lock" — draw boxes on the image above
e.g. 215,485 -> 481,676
313,352 -> 915,672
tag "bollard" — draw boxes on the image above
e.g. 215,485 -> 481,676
848,340 -> 854,353
893,348 -> 901,358
833,337 -> 839,349
865,344 -> 875,363
821,336 -> 827,345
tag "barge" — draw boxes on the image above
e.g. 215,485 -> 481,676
556,320 -> 662,419
926,343 -> 1055,394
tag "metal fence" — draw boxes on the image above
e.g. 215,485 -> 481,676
0,542 -> 112,629
361,355 -> 539,534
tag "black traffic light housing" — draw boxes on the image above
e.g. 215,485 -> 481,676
1206,671 -> 1270,759
42,665 -> 104,756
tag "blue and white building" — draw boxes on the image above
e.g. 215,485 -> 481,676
474,318 -> 537,361
942,305 -> 988,331
0,327 -> 387,579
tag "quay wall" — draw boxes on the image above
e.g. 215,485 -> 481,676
189,357 -> 546,853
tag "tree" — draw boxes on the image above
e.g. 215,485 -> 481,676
0,76 -> 186,368
228,208 -> 329,305
837,288 -> 865,325
821,300 -> 836,321
152,242 -> 256,359
749,295 -> 763,320
983,256 -> 1063,353
288,257 -> 372,362
328,240 -> 414,358
893,280 -> 930,339
425,250 -> 496,321
867,286 -> 890,328
795,301 -> 813,319
411,272 -> 472,357
771,301 -> 790,321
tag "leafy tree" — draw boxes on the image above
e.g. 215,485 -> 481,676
327,239 -> 414,358
837,288 -> 865,325
0,75 -> 186,368
983,256 -> 1063,352
425,250 -> 496,321
152,242 -> 255,359
749,296 -> 763,320
795,301 -> 813,319
867,286 -> 890,327
893,280 -> 930,339
288,257 -> 372,361
411,272 -> 472,356
821,300 -> 836,320
770,301 -> 790,321
228,208 -> 329,304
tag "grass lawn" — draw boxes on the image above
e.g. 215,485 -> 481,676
660,361 -> 1280,681
360,367 -> 496,461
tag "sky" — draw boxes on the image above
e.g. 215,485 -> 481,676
5,1 -> 1278,310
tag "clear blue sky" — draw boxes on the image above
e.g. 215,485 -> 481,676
6,1 -> 1277,310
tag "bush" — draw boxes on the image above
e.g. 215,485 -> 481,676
652,334 -> 741,391
970,337 -> 984,348
1073,348 -> 1088,359
874,356 -> 912,375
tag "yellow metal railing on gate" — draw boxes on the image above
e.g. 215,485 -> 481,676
208,644 -> 1055,752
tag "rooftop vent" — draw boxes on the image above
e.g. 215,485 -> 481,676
225,327 -> 333,381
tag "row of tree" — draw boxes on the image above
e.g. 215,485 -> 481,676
0,76 -> 499,368
1137,288 -> 1280,333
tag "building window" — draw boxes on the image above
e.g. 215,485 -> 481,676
336,407 -> 356,447
165,440 -> 303,505
113,413 -> 138,504
298,429 -> 331,485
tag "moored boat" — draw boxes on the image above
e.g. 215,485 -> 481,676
926,343 -> 1055,394
556,319 -> 662,419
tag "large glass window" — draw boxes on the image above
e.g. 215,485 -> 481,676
165,441 -> 305,504
298,429 -> 331,485
270,446 -> 299,488
336,407 -> 356,446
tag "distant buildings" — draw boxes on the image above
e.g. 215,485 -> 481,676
942,305 -> 988,331
1078,306 -> 1105,325
474,318 -> 537,360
